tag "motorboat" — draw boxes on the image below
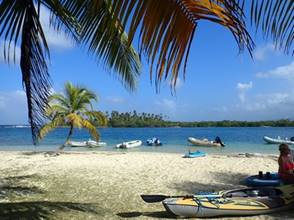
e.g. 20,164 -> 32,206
67,141 -> 88,147
87,139 -> 107,147
263,136 -> 294,145
116,140 -> 142,149
146,137 -> 162,146
188,137 -> 224,147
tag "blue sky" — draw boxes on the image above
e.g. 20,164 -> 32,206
0,7 -> 293,124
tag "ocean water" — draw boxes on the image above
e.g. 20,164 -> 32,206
0,126 -> 294,155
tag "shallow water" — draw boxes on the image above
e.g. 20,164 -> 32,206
1,126 -> 294,154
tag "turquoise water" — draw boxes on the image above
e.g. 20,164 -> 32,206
1,127 -> 294,154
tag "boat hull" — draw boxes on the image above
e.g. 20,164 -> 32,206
68,141 -> 88,147
162,185 -> 294,218
116,140 -> 142,149
263,136 -> 294,145
188,137 -> 222,147
87,140 -> 107,147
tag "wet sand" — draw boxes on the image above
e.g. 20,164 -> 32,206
0,151 -> 293,219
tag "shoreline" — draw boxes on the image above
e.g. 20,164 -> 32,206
0,151 -> 291,219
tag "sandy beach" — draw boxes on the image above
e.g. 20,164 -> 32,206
0,151 -> 293,219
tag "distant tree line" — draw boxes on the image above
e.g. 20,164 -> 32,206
105,111 -> 294,127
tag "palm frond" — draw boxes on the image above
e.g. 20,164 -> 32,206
66,113 -> 83,128
41,0 -> 79,41
63,0 -> 141,91
0,0 -> 51,144
85,111 -> 108,126
82,119 -> 99,141
249,0 -> 293,55
45,104 -> 68,118
38,116 -> 64,140
49,93 -> 70,109
110,0 -> 254,88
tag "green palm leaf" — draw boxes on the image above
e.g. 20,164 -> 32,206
39,116 -> 64,139
85,111 -> 108,126
62,0 -> 141,91
249,0 -> 293,55
82,119 -> 99,141
0,0 -> 52,144
110,0 -> 254,88
38,82 -> 105,149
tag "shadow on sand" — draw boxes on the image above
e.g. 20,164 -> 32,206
117,211 -> 175,219
171,171 -> 249,194
124,171 -> 294,219
0,201 -> 98,220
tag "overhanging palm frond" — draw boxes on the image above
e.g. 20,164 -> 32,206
0,0 -> 51,144
41,0 -> 79,40
249,0 -> 293,55
62,0 -> 141,91
110,0 -> 254,88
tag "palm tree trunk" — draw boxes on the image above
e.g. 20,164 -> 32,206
59,125 -> 74,151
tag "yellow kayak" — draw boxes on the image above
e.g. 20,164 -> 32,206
162,185 -> 294,218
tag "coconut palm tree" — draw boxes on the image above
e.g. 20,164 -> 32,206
1,0 -> 292,144
0,0 -> 140,144
38,82 -> 107,150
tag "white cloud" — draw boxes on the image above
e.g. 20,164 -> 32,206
213,91 -> 294,121
236,81 -> 253,103
256,62 -> 294,79
169,78 -> 183,89
237,81 -> 253,90
253,44 -> 275,61
155,98 -> 176,111
0,90 -> 28,124
104,96 -> 126,104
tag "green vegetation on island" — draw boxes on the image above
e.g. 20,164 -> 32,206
106,111 -> 294,128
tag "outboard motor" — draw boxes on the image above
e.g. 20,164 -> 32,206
215,136 -> 225,147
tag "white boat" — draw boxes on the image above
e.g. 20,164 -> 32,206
87,139 -> 107,147
116,140 -> 142,149
187,137 -> 224,147
67,141 -> 88,147
146,137 -> 162,146
263,136 -> 294,145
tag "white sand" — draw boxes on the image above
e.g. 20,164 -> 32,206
0,151 -> 292,219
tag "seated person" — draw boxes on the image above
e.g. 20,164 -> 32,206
278,143 -> 294,184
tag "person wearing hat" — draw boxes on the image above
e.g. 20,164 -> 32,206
278,143 -> 294,184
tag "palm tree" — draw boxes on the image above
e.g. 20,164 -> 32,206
1,0 -> 292,143
38,82 -> 107,150
0,0 -> 140,144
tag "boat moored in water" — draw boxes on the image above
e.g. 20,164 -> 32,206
188,137 -> 225,147
263,136 -> 294,145
146,137 -> 162,146
67,141 -> 88,147
87,139 -> 107,147
116,140 -> 142,149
